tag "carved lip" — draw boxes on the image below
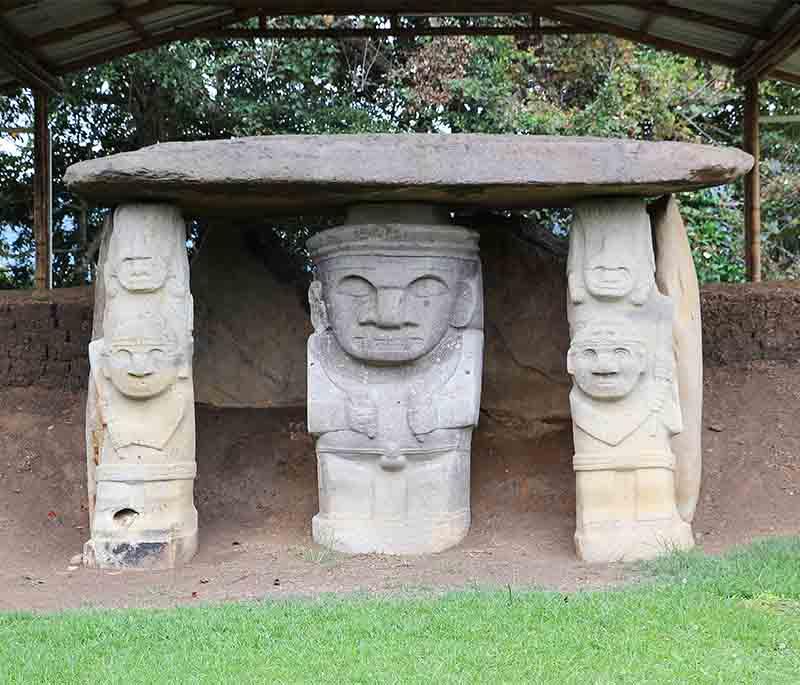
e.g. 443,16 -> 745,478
354,336 -> 424,351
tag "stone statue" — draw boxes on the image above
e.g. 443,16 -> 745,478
566,198 -> 694,562
306,205 -> 484,554
84,203 -> 197,569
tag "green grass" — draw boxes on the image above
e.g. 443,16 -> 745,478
2,538 -> 800,685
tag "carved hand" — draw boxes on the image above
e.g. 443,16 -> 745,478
346,397 -> 378,439
408,400 -> 439,441
567,273 -> 587,304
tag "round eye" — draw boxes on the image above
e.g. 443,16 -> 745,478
112,349 -> 132,365
408,277 -> 448,297
337,276 -> 372,298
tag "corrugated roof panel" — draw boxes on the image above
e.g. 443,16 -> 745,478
2,1 -> 800,90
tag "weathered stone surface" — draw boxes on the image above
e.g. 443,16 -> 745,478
306,205 -> 483,554
84,203 -> 197,570
651,195 -> 703,524
64,135 -> 753,216
192,223 -> 311,408
567,198 -> 694,563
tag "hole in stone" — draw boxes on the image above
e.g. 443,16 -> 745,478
113,508 -> 140,528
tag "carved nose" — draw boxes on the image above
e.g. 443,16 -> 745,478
593,351 -> 619,374
128,353 -> 153,377
374,288 -> 405,328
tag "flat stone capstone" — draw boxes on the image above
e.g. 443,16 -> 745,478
64,134 -> 754,216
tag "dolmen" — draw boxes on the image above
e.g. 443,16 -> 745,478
64,134 -> 753,568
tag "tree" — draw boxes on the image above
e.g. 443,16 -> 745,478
1,18 -> 799,286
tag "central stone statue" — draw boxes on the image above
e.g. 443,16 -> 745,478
306,205 -> 484,554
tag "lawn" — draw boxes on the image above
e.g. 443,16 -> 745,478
2,538 -> 800,684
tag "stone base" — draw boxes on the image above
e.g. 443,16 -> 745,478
575,517 -> 694,563
312,511 -> 470,555
83,531 -> 198,570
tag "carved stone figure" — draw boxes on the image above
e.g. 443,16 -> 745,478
84,203 -> 197,569
306,205 -> 484,554
566,199 -> 694,562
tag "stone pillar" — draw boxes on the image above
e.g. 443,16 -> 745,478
84,203 -> 197,569
566,198 -> 694,562
306,205 -> 484,554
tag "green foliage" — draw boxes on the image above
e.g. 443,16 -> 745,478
2,21 -> 800,286
681,188 -> 746,283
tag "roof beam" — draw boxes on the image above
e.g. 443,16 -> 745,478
172,1 -> 664,14
737,9 -> 800,82
206,23 -> 586,38
735,0 -> 796,61
642,4 -> 771,41
30,0 -> 175,46
53,9 -> 261,75
0,18 -> 61,93
115,3 -> 153,41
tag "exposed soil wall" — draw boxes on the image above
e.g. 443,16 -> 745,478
701,281 -> 800,365
0,288 -> 93,392
2,280 -> 797,395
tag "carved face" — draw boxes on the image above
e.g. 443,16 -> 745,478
583,225 -> 637,299
318,254 -> 472,363
569,338 -> 646,400
108,209 -> 179,292
103,320 -> 183,399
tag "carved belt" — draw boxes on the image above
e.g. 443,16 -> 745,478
318,443 -> 463,471
573,450 -> 675,472
95,463 -> 197,482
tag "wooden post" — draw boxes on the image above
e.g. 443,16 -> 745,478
743,79 -> 762,282
33,90 -> 52,290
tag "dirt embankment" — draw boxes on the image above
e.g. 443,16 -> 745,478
0,282 -> 798,611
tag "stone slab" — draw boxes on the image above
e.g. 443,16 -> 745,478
64,135 -> 753,216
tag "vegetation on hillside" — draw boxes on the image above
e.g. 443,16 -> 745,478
1,17 -> 799,288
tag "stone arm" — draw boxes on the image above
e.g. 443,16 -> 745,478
88,339 -> 109,427
651,296 -> 683,436
306,336 -> 377,439
408,330 -> 483,439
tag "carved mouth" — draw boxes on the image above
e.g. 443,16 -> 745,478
353,336 -> 424,351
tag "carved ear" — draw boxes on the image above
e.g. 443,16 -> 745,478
631,215 -> 657,305
567,220 -> 586,304
451,279 -> 477,329
89,339 -> 110,379
309,280 -> 330,332
178,343 -> 191,379
566,348 -> 575,376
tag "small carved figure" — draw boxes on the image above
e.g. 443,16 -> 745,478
568,199 -> 656,306
568,316 -> 692,562
105,204 -> 187,295
306,209 -> 484,554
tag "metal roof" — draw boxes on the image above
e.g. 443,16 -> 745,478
2,1 -> 800,93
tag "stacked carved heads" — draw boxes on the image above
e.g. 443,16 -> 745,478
85,203 -> 197,569
565,198 -> 691,562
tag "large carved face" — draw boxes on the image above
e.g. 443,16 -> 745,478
317,254 -> 474,364
103,318 -> 184,399
568,332 -> 646,400
107,206 -> 181,293
583,224 -> 637,300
